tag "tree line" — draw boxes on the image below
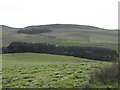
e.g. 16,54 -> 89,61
17,28 -> 52,34
2,42 -> 117,61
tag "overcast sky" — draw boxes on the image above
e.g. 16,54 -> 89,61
0,0 -> 119,29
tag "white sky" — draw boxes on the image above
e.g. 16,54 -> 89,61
0,0 -> 119,29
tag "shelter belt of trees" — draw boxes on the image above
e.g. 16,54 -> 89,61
2,42 -> 117,61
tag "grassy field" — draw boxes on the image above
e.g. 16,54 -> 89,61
2,24 -> 118,88
2,53 -> 112,88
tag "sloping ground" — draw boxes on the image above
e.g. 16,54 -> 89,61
2,53 -> 111,88
2,24 -> 118,50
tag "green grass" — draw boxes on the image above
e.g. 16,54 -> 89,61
60,40 -> 94,45
2,53 -> 112,88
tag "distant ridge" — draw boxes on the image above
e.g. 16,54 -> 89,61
25,24 -> 104,30
0,25 -> 16,28
0,24 -> 118,30
1,25 -> 18,30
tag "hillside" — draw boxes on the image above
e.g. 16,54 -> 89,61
2,24 -> 118,50
2,24 -> 118,88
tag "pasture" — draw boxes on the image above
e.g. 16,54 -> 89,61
2,53 -> 111,88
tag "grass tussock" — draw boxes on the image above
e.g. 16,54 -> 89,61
89,62 -> 118,87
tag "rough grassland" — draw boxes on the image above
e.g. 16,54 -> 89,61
2,53 -> 111,88
2,27 -> 118,50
